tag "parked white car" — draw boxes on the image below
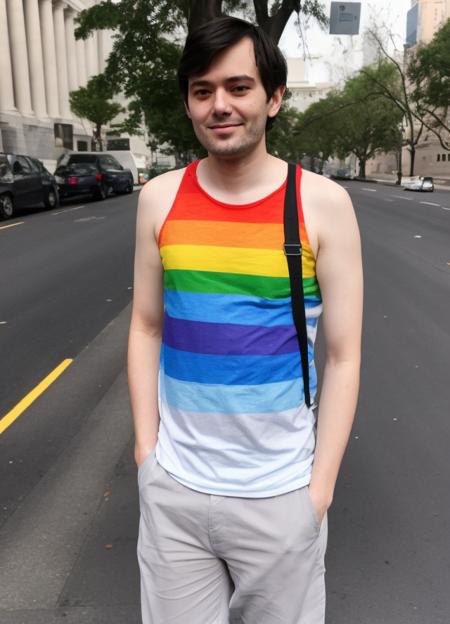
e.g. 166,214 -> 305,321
402,176 -> 434,192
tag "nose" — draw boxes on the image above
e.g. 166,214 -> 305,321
212,88 -> 232,116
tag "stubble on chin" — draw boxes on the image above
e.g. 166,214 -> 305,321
194,121 -> 266,158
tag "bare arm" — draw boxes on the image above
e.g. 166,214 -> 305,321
127,183 -> 164,467
308,183 -> 363,521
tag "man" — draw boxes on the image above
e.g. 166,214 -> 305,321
128,15 -> 363,624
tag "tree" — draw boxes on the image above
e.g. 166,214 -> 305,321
361,28 -> 426,176
408,18 -> 450,150
69,74 -> 124,151
334,70 -> 403,178
74,0 -> 328,162
293,94 -> 343,172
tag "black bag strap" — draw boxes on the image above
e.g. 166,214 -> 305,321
283,162 -> 311,408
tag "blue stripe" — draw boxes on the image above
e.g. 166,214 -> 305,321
162,344 -> 314,385
160,368 -> 317,413
164,290 -> 321,326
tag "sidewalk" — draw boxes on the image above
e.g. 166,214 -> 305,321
0,304 -> 142,623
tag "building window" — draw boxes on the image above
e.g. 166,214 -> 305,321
77,140 -> 89,152
54,123 -> 73,150
443,154 -> 447,162
437,154 -> 440,161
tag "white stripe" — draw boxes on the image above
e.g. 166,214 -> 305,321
420,201 -> 440,206
156,399 -> 316,497
391,195 -> 412,201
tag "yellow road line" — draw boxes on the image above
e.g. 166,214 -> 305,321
0,359 -> 73,435
0,221 -> 24,231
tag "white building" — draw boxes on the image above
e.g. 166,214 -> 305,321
0,0 -> 150,171
286,57 -> 333,112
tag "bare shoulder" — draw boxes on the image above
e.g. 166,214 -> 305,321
300,169 -> 358,252
137,167 -> 187,241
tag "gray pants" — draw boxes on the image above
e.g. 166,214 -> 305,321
137,450 -> 327,624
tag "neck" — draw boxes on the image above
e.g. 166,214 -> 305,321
198,142 -> 284,199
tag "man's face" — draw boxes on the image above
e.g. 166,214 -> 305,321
186,37 -> 284,158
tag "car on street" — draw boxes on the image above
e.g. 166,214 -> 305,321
0,153 -> 59,219
331,168 -> 353,180
54,153 -> 134,201
402,175 -> 434,192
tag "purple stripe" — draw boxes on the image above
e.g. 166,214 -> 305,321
162,313 -> 298,355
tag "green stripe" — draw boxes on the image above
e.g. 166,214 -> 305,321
164,270 -> 320,299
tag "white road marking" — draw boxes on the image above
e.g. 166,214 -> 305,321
384,198 -> 394,202
74,216 -> 105,222
52,205 -> 85,215
362,188 -> 377,192
392,195 -> 412,201
0,321 -> 7,325
442,206 -> 450,211
420,201 -> 440,206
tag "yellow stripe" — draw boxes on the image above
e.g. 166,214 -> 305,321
0,359 -> 73,435
161,244 -> 316,278
0,221 -> 24,231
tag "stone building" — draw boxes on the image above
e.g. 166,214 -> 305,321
366,0 -> 450,180
0,0 -> 150,171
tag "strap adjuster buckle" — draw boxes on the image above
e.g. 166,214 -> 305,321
284,243 -> 302,256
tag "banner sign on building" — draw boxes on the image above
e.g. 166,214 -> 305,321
329,2 -> 361,35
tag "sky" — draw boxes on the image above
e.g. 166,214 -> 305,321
278,0 -> 412,84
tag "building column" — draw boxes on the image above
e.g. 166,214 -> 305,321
97,29 -> 105,73
53,1 -> 71,119
0,0 -> 16,112
64,8 -> 79,92
86,32 -> 98,79
75,34 -> 88,87
23,0 -> 48,118
6,0 -> 34,116
39,0 -> 60,118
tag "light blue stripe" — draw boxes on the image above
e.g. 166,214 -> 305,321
160,366 -> 317,413
164,290 -> 321,326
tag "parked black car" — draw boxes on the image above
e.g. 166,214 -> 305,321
0,153 -> 59,219
54,153 -> 134,201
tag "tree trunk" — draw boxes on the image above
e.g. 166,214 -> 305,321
358,158 -> 366,179
409,144 -> 416,176
396,143 -> 403,185
188,0 -> 222,33
254,0 -> 300,43
96,123 -> 103,151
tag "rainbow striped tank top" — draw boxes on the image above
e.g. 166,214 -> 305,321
156,160 -> 322,497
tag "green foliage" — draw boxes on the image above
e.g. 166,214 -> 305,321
335,68 -> 403,175
408,19 -> 450,109
69,74 -> 124,131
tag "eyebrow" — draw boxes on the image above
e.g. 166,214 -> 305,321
190,75 -> 256,88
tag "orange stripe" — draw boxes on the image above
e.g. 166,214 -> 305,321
160,219 -> 311,251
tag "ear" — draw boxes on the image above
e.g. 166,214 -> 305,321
267,85 -> 286,119
184,101 -> 191,119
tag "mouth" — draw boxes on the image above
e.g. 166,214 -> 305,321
208,123 -> 243,130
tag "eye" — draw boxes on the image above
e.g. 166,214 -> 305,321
232,85 -> 250,94
193,89 -> 210,97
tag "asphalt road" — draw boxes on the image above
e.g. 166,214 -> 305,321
0,180 -> 449,623
325,181 -> 450,623
0,192 -> 137,525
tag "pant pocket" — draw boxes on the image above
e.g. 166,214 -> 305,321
137,448 -> 157,489
302,486 -> 320,533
